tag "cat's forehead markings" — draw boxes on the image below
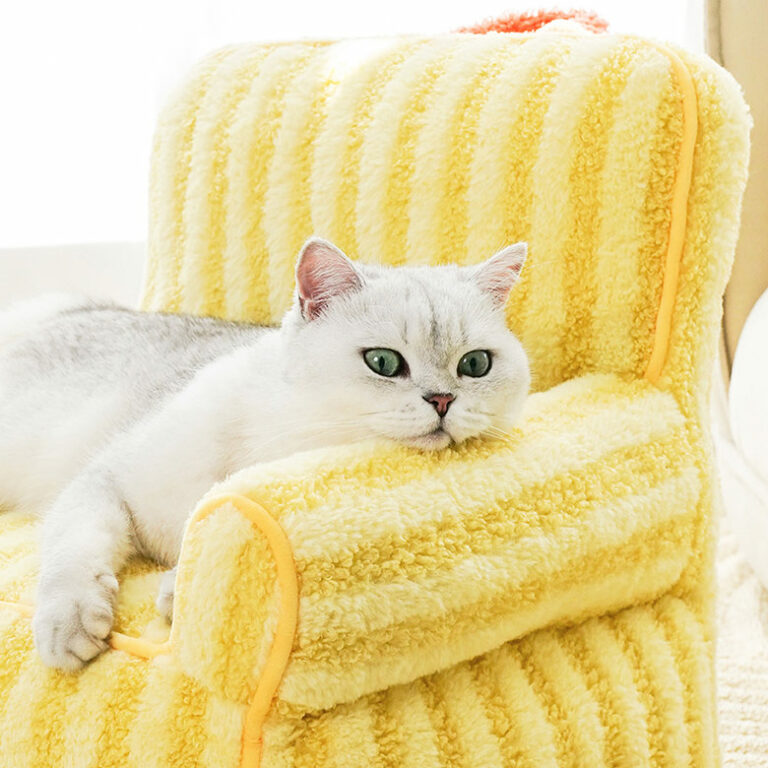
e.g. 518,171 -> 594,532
402,276 -> 436,352
399,284 -> 411,343
418,279 -> 440,348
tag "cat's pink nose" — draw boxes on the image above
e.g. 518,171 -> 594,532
424,393 -> 455,417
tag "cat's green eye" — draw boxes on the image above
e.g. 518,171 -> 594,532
363,348 -> 405,377
458,350 -> 492,378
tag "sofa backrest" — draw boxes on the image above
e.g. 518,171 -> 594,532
141,32 -> 749,397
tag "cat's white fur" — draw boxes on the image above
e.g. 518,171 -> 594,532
0,238 -> 530,671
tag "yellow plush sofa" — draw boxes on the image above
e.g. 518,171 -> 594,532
0,29 -> 750,767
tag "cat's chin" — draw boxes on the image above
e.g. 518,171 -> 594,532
402,427 -> 454,451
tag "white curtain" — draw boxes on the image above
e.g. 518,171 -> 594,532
0,0 -> 703,249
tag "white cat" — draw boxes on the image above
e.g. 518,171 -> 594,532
0,238 -> 530,671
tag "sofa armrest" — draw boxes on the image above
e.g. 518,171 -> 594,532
171,372 -> 701,713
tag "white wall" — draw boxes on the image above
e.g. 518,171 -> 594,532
0,243 -> 145,310
1,0 -> 703,249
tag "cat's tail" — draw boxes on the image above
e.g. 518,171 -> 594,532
0,294 -> 93,352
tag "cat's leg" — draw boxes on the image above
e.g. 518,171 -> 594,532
32,464 -> 135,671
155,567 -> 176,621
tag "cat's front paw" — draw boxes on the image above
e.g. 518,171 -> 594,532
155,567 -> 176,622
33,569 -> 118,672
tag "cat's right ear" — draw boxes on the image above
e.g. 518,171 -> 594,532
472,242 -> 527,308
295,238 -> 363,321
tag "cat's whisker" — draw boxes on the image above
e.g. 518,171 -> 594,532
480,425 -> 519,443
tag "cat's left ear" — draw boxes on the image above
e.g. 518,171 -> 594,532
295,238 -> 364,321
472,243 -> 527,308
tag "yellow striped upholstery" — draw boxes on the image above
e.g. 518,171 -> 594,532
0,29 -> 751,768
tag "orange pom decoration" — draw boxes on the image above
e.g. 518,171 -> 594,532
456,9 -> 609,35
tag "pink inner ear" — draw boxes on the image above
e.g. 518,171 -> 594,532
296,239 -> 362,320
475,243 -> 527,306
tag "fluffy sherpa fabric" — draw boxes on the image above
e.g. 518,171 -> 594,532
0,29 -> 751,768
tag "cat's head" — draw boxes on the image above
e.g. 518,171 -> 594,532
280,237 -> 530,450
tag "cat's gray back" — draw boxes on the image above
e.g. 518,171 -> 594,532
1,300 -> 270,404
0,297 -> 271,511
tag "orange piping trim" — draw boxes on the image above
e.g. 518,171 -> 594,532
0,600 -> 172,658
171,494 -> 299,768
642,41 -> 698,383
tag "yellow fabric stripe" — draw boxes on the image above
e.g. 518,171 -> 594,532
0,611 -> 34,729
165,674 -> 210,768
470,654 -> 521,765
591,46 -> 669,374
264,46 -> 336,318
91,660 -> 152,768
420,674 -> 466,768
440,664 -> 506,767
381,684 -> 442,768
654,597 -> 717,768
0,533 -> 35,582
613,607 -> 689,763
295,426 -> 692,593
291,710 -> 333,768
253,714 -> 299,768
435,39 -> 525,265
324,698 -> 381,768
0,551 -> 39,602
127,665 -> 193,767
181,45 -> 273,317
143,46 -> 236,309
330,41 -> 426,259
524,35 -> 620,389
150,47 -> 238,313
517,631 -> 606,767
463,37 -> 556,260
405,35 -> 506,264
24,653 -> 81,768
219,44 -> 318,323
59,652 -> 138,768
309,39 -> 421,252
289,385 -> 684,562
368,691 -> 403,768
200,696 -> 248,768
355,38 -> 459,268
560,621 -> 652,765
560,39 -> 638,380
491,646 -> 560,767
0,512 -> 37,546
